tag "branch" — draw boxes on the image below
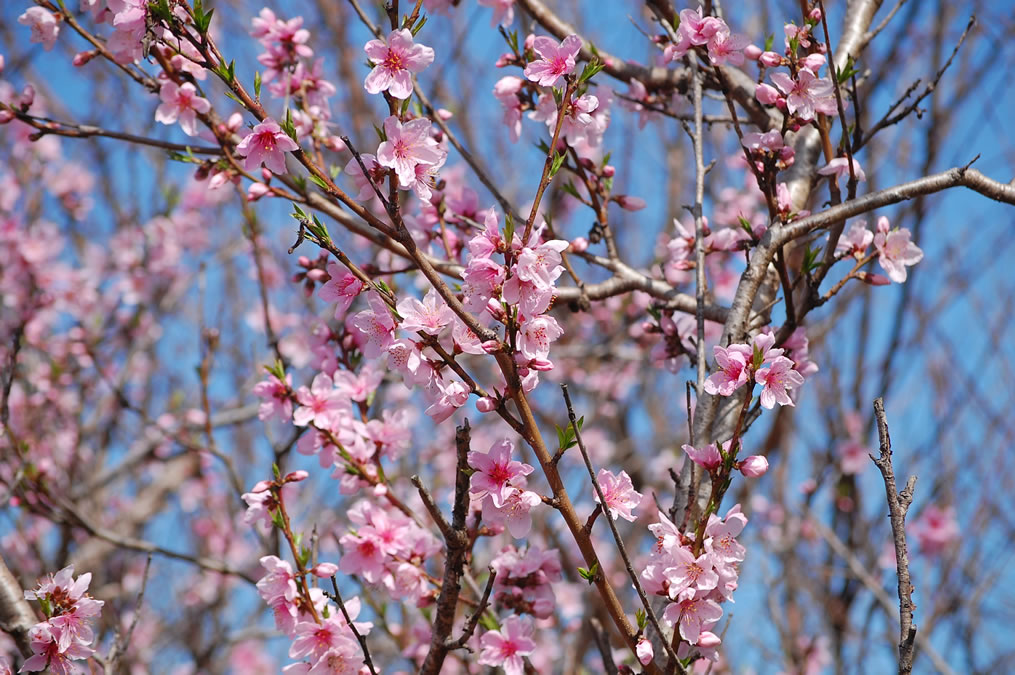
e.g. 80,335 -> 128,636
0,555 -> 36,658
872,397 -> 918,675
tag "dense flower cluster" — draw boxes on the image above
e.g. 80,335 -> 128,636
20,567 -> 104,673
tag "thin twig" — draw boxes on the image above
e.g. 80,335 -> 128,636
330,576 -> 379,675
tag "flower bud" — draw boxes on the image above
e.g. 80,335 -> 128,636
437,108 -> 454,121
858,272 -> 891,286
755,82 -> 781,105
476,396 -> 497,413
601,164 -> 616,178
247,182 -> 271,202
636,637 -> 654,665
743,44 -> 762,61
250,479 -> 273,493
528,358 -> 554,371
72,50 -> 99,67
569,236 -> 589,253
809,8 -> 823,22
759,51 -> 782,68
615,195 -> 646,211
800,53 -> 826,73
481,340 -> 501,354
311,562 -> 339,578
284,470 -> 309,483
19,85 -> 36,111
739,455 -> 769,477
0,110 -> 16,125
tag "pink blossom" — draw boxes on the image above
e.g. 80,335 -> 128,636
708,29 -> 749,66
318,262 -> 364,319
739,455 -> 769,477
703,343 -> 752,396
483,487 -> 542,537
818,156 -> 866,183
154,82 -> 210,137
363,29 -> 434,99
424,377 -> 470,423
469,438 -> 534,507
836,221 -> 873,258
517,314 -> 564,361
338,530 -> 388,583
305,640 -> 363,674
292,372 -> 348,427
19,8 -> 60,51
343,152 -> 387,201
873,216 -> 923,283
755,82 -> 782,105
236,119 -> 300,174
478,615 -> 537,675
682,442 -> 721,471
664,546 -> 719,599
493,76 -> 525,142
290,617 -> 356,661
678,7 -> 725,46
594,468 -> 642,521
663,595 -> 723,645
911,505 -> 960,555
705,503 -> 748,563
21,623 -> 92,674
397,288 -> 454,335
524,34 -> 582,87
478,0 -> 516,27
755,355 -> 805,408
769,70 -> 837,120
256,556 -> 298,604
352,292 -> 397,358
376,116 -> 444,188
253,373 -> 293,421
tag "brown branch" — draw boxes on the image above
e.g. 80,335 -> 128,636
872,397 -> 918,675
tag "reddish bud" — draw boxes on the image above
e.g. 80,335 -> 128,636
601,164 -> 616,178
250,479 -> 273,493
858,272 -> 891,286
809,8 -> 823,22
615,195 -> 647,211
759,51 -> 782,68
284,470 -> 309,483
569,236 -> 589,253
72,50 -> 99,67
475,396 -> 497,413
311,562 -> 339,578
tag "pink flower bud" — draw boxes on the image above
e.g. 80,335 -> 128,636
325,135 -> 347,152
19,85 -> 35,111
72,50 -> 99,67
615,195 -> 646,211
305,269 -> 328,282
261,167 -> 273,182
800,53 -> 826,73
601,164 -> 616,178
569,236 -> 589,253
0,55 -> 4,73
250,479 -> 273,493
809,8 -> 823,22
481,340 -> 501,354
759,51 -> 782,68
528,358 -> 554,371
0,110 -> 14,125
636,636 -> 654,665
858,272 -> 891,286
476,396 -> 497,413
437,108 -> 454,121
755,82 -> 781,105
743,44 -> 762,61
524,33 -> 535,50
739,455 -> 769,477
247,182 -> 271,202
225,112 -> 243,131
311,562 -> 339,578
494,53 -> 514,68
284,470 -> 309,483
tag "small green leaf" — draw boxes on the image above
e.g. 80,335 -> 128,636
549,151 -> 566,179
410,15 -> 428,36
764,34 -> 775,52
254,70 -> 262,99
479,612 -> 500,631
636,608 -> 647,630
578,56 -> 604,84
504,214 -> 515,243
308,173 -> 329,191
577,562 -> 599,584
282,108 -> 298,142
270,509 -> 285,530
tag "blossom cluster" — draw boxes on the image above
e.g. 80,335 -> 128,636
20,566 -> 104,673
639,505 -> 748,661
704,330 -> 815,409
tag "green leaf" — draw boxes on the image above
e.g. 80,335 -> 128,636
308,173 -> 329,191
329,164 -> 341,180
272,462 -> 282,480
837,55 -> 859,84
503,214 -> 515,243
560,181 -> 582,200
270,509 -> 285,530
578,56 -> 604,84
193,0 -> 214,34
282,108 -> 298,142
549,151 -> 566,179
478,612 -> 500,631
292,203 -> 308,219
577,562 -> 599,584
636,608 -> 647,630
410,14 -> 428,36
802,245 -> 821,274
254,70 -> 262,99
38,596 -> 52,618
764,34 -> 775,52
223,90 -> 242,105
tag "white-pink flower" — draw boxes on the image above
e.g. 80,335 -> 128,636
469,438 -> 534,508
873,216 -> 923,283
478,615 -> 537,675
154,81 -> 210,137
236,119 -> 300,174
518,314 -> 564,362
703,343 -> 752,396
292,372 -> 348,427
524,34 -> 582,88
769,70 -> 837,121
396,288 -> 454,335
818,156 -> 866,183
376,115 -> 444,189
478,0 -> 515,27
352,291 -> 397,358
19,8 -> 60,51
318,262 -> 364,319
363,29 -> 434,99
594,468 -> 642,522
663,595 -> 723,645
755,355 -> 804,408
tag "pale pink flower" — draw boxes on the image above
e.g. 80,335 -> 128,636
318,262 -> 364,319
376,116 -> 444,188
338,530 -> 388,583
836,221 -> 873,258
469,438 -> 534,507
478,615 -> 537,675
494,76 -> 525,142
594,468 -> 642,521
663,595 -> 723,645
755,355 -> 805,408
424,377 -> 470,423
19,8 -> 60,51
253,372 -> 294,421
678,7 -> 725,46
21,623 -> 92,674
911,505 -> 960,555
517,314 -> 564,361
636,636 -> 654,665
478,0 -> 515,27
707,29 -> 749,66
524,34 -> 582,87
703,343 -> 752,396
682,442 -> 721,471
236,119 -> 300,174
818,156 -> 866,183
306,641 -> 363,674
873,216 -> 923,283
154,81 -> 210,136
363,29 -> 434,99
769,70 -> 837,120
343,152 -> 387,201
290,617 -> 356,661
483,487 -> 542,537
256,556 -> 298,604
397,288 -> 454,335
705,503 -> 748,563
664,546 -> 719,599
352,292 -> 397,358
292,372 -> 348,427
